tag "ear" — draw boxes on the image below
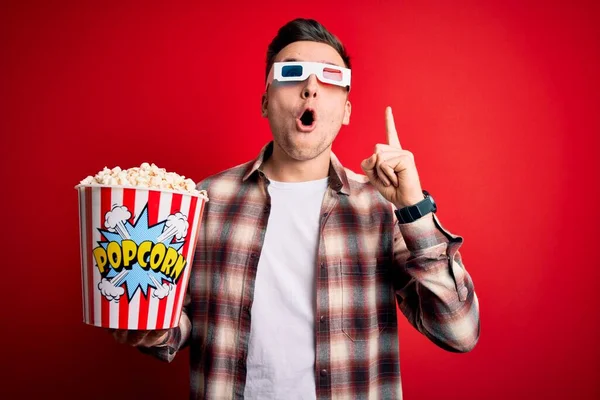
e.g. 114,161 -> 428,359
342,99 -> 351,125
261,90 -> 269,118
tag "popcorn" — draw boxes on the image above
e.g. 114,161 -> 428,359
80,163 -> 208,198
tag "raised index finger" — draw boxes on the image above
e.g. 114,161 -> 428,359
385,106 -> 402,149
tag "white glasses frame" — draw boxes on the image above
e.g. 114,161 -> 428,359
266,61 -> 351,91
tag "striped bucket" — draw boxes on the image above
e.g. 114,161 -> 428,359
75,184 -> 206,330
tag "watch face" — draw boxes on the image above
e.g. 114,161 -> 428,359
430,196 -> 437,212
423,190 -> 437,212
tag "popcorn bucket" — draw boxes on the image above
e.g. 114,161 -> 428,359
75,184 -> 206,330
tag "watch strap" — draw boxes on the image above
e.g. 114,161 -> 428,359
394,191 -> 436,223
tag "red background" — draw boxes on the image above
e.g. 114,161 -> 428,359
2,1 -> 599,399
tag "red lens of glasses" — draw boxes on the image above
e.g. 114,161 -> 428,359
322,67 -> 343,81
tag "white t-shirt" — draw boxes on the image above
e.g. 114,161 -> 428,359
244,177 -> 329,400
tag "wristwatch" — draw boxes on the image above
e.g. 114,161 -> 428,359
394,190 -> 437,223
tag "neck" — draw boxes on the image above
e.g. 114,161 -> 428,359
262,141 -> 331,182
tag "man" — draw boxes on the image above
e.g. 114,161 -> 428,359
114,18 -> 480,399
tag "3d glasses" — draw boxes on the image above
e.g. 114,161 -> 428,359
266,61 -> 351,91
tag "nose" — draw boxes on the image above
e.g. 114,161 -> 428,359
301,74 -> 319,99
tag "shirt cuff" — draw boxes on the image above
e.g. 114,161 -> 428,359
398,213 -> 462,253
138,327 -> 181,363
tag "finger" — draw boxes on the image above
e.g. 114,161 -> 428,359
374,149 -> 405,162
385,106 -> 402,149
360,154 -> 377,172
376,164 -> 391,186
381,163 -> 398,187
114,330 -> 148,346
113,331 -> 130,344
145,330 -> 170,346
111,329 -> 126,343
376,155 -> 398,187
129,331 -> 150,346
361,155 -> 378,184
385,155 -> 412,173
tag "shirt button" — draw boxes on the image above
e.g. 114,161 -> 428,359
250,253 -> 258,260
322,212 -> 328,218
320,315 -> 325,323
263,205 -> 270,213
320,262 -> 326,269
320,369 -> 328,377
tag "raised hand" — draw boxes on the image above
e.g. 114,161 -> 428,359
361,106 -> 424,208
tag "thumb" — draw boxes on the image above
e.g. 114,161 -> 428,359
361,154 -> 377,172
361,154 -> 378,183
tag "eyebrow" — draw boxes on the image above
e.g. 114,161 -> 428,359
280,58 -> 343,68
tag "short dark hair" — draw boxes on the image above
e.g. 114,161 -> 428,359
265,18 -> 351,82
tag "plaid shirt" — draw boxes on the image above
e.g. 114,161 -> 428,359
144,142 -> 480,399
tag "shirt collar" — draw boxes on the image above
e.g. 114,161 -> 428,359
242,141 -> 350,196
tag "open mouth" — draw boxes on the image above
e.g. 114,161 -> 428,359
300,109 -> 315,126
296,108 -> 317,132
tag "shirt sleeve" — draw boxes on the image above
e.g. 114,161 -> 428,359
392,209 -> 480,353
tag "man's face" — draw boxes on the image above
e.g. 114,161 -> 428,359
262,41 -> 351,162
